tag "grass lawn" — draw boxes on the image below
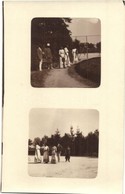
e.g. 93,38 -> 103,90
68,57 -> 101,87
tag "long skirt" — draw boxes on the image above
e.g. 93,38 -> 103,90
34,150 -> 41,163
43,151 -> 49,163
65,55 -> 71,67
51,152 -> 56,164
57,152 -> 61,162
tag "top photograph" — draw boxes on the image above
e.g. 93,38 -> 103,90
31,18 -> 101,88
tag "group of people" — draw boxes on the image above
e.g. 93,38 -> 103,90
34,143 -> 71,164
37,43 -> 53,72
59,46 -> 71,68
37,43 -> 79,71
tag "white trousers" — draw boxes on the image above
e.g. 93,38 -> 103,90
59,57 -> 65,68
39,59 -> 43,71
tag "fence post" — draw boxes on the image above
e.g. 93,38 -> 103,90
86,36 -> 88,60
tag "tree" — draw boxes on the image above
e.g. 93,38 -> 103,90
53,128 -> 61,145
85,130 -> 99,156
28,128 -> 99,157
33,137 -> 41,146
70,126 -> 76,155
31,18 -> 72,70
41,135 -> 48,145
88,43 -> 96,53
85,132 -> 93,156
75,126 -> 83,156
70,125 -> 75,137
96,42 -> 101,53
28,139 -> 33,146
61,133 -> 72,149
79,42 -> 87,54
72,39 -> 80,50
32,18 -> 72,47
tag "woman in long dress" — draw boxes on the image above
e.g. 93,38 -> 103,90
43,144 -> 49,163
59,47 -> 66,68
72,48 -> 78,63
34,144 -> 41,163
64,47 -> 71,67
51,146 -> 57,164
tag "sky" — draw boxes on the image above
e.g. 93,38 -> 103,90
29,109 -> 99,140
67,18 -> 101,44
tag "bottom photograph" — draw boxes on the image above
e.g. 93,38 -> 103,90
28,108 -> 99,178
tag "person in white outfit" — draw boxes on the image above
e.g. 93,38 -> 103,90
72,48 -> 78,63
64,47 -> 71,67
34,144 -> 41,163
37,46 -> 43,71
59,47 -> 66,68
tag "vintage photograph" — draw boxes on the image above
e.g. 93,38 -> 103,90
28,109 -> 99,178
31,18 -> 101,88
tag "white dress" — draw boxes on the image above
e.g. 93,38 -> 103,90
51,146 -> 57,164
72,48 -> 78,63
59,49 -> 65,68
43,146 -> 49,163
34,144 -> 41,163
64,47 -> 71,67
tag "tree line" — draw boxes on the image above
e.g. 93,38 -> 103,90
28,127 -> 99,157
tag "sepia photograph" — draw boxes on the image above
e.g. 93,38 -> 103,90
31,18 -> 101,88
28,109 -> 99,178
2,1 -> 124,193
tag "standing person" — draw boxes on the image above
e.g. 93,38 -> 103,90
34,143 -> 41,163
65,146 -> 71,162
57,143 -> 62,162
59,47 -> 66,68
43,144 -> 50,163
64,46 -> 71,67
44,43 -> 53,69
37,46 -> 43,71
51,146 -> 57,164
72,48 -> 78,63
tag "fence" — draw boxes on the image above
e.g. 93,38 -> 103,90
72,35 -> 101,60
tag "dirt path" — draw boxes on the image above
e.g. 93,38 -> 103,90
28,156 -> 98,178
43,68 -> 92,88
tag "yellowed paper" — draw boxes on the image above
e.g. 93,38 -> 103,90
2,1 -> 125,193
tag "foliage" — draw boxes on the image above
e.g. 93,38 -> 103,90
34,137 -> 41,146
96,42 -> 101,53
31,18 -> 72,70
29,128 -> 99,157
31,18 -> 101,70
